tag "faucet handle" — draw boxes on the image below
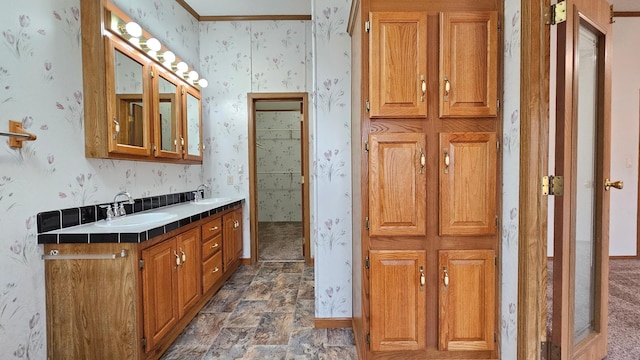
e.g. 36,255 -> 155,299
100,204 -> 114,221
116,203 -> 127,216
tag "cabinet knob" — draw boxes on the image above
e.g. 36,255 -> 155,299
209,226 -> 219,232
180,248 -> 186,263
419,266 -> 425,292
212,267 -> 220,274
211,242 -> 219,249
443,266 -> 449,288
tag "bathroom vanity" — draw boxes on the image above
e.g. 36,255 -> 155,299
40,197 -> 243,360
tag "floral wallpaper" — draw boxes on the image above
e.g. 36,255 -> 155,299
256,111 -> 302,222
0,0 -> 523,357
501,0 -> 520,358
0,0 -> 201,358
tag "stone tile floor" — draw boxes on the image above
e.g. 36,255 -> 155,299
161,262 -> 358,360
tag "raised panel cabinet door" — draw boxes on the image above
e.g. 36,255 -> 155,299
369,12 -> 428,118
176,227 -> 202,318
369,133 -> 427,236
223,212 -> 236,270
439,11 -> 498,118
439,132 -> 497,235
438,249 -> 495,351
233,210 -> 243,259
141,239 -> 179,352
370,250 -> 426,352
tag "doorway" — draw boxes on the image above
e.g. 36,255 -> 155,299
248,92 -> 311,264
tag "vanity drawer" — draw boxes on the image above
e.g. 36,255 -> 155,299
203,251 -> 223,293
201,217 -> 222,240
202,234 -> 222,260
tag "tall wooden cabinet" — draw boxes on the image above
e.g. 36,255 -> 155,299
350,1 -> 501,359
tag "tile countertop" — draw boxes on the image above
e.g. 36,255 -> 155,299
38,197 -> 244,245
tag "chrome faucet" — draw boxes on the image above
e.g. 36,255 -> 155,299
112,191 -> 134,217
194,184 -> 209,202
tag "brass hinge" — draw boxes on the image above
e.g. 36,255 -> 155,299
365,255 -> 370,269
494,332 -> 497,342
541,340 -> 561,360
366,332 -> 371,345
546,1 -> 567,25
495,216 -> 499,228
150,69 -> 154,78
496,139 -> 500,151
139,259 -> 144,269
301,175 -> 304,185
364,141 -> 369,152
542,175 -> 564,196
365,216 -> 370,230
610,5 -> 615,24
365,100 -> 370,112
497,20 -> 501,32
365,20 -> 371,33
142,337 -> 147,348
497,99 -> 500,110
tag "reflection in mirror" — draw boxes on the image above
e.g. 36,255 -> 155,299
158,76 -> 178,152
186,92 -> 201,156
114,49 -> 145,147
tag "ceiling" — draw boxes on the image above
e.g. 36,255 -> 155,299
610,0 -> 640,11
182,0 -> 311,17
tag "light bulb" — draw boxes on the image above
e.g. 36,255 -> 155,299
146,38 -> 161,52
128,37 -> 140,47
176,61 -> 188,73
162,51 -> 175,63
188,70 -> 199,80
125,22 -> 142,38
198,78 -> 208,88
148,50 -> 157,59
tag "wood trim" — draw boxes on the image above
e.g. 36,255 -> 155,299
347,0 -> 360,36
638,91 -> 640,259
200,15 -> 311,22
613,11 -> 640,17
518,0 -> 550,359
175,0 -> 200,20
248,93 -> 311,264
314,318 -> 353,329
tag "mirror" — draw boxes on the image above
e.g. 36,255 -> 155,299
114,48 -> 146,148
158,75 -> 179,153
185,91 -> 202,158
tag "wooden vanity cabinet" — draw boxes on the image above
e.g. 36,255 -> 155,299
45,205 -> 243,360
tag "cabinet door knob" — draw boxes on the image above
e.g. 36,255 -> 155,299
211,242 -> 219,249
112,118 -> 120,140
420,74 -> 426,102
443,149 -> 450,174
210,226 -> 219,231
444,76 -> 451,101
419,266 -> 425,291
212,267 -> 220,274
174,251 -> 181,266
180,248 -> 186,263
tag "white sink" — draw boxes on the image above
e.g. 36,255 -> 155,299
192,197 -> 233,206
94,212 -> 178,228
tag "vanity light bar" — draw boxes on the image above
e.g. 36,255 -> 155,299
109,14 -> 208,88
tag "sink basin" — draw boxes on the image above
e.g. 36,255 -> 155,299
94,212 -> 178,228
192,197 -> 233,206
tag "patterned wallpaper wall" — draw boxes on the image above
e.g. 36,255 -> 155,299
0,0 -> 521,357
256,111 -> 302,222
0,0 -> 201,358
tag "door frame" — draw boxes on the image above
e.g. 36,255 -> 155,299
247,92 -> 311,264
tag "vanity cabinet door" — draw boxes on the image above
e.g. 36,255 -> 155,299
176,228 -> 202,318
105,35 -> 153,156
141,239 -> 179,352
154,66 -> 182,159
223,209 -> 243,270
183,85 -> 203,161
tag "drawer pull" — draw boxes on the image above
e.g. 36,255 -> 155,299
174,251 -> 181,266
212,267 -> 220,274
211,243 -> 219,249
209,226 -> 219,231
180,248 -> 186,263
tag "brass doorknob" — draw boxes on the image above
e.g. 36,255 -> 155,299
604,179 -> 623,191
